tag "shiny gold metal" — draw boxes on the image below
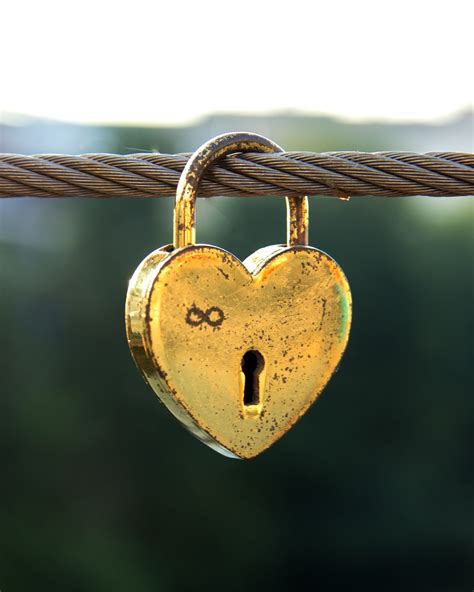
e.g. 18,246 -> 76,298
174,132 -> 308,248
126,132 -> 352,459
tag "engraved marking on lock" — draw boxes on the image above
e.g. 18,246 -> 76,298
185,305 -> 225,328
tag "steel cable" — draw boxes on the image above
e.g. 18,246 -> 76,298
0,151 -> 472,199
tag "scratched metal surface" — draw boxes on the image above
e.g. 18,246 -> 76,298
126,243 -> 351,459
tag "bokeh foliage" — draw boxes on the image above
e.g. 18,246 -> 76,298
0,119 -> 472,591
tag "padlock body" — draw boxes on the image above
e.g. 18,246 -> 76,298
126,244 -> 352,459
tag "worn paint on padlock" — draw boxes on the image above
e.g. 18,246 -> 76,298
125,132 -> 352,459
126,243 -> 351,459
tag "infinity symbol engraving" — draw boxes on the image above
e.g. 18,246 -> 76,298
186,305 -> 225,328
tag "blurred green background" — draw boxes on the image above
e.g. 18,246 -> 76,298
0,114 -> 473,591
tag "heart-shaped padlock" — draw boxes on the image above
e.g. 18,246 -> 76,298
126,132 -> 352,459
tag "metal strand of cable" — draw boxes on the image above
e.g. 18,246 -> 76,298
0,151 -> 472,199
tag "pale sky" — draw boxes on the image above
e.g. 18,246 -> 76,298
1,0 -> 472,125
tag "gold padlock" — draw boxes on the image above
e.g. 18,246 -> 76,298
126,132 -> 352,459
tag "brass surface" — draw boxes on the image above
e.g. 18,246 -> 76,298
126,132 -> 352,459
126,244 -> 351,458
174,132 -> 308,248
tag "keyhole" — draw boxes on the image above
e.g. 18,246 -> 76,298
241,350 -> 265,406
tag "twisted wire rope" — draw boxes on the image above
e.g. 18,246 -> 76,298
0,151 -> 472,199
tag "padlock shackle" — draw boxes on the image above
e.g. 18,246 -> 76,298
174,132 -> 309,249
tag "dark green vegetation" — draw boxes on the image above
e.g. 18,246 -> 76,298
0,117 -> 473,591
